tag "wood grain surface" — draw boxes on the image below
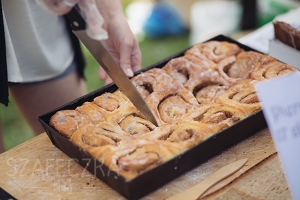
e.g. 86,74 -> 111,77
0,128 -> 292,200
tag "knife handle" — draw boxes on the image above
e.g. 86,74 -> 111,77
65,5 -> 86,31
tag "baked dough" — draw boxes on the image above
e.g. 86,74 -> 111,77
49,110 -> 91,138
49,41 -> 297,180
216,79 -> 261,116
185,41 -> 242,63
251,60 -> 297,81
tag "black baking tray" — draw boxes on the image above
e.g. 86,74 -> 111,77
38,35 -> 267,200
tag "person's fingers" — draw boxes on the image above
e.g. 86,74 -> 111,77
98,38 -> 141,84
36,0 -> 78,15
78,0 -> 108,41
130,39 -> 142,72
119,40 -> 136,78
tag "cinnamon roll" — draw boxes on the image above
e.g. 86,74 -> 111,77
70,124 -> 129,151
145,68 -> 185,94
165,121 -> 218,149
94,139 -> 184,180
184,103 -> 247,132
215,79 -> 261,116
131,68 -> 178,99
75,102 -> 106,125
185,41 -> 242,63
132,68 -> 198,126
251,60 -> 297,81
93,90 -> 130,114
146,88 -> 198,126
139,125 -> 173,140
119,114 -> 156,135
130,72 -> 157,99
49,110 -> 90,138
216,51 -> 264,84
94,91 -> 151,128
162,57 -> 207,85
184,70 -> 229,104
184,51 -> 217,71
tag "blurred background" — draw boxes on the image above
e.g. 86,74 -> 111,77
1,0 -> 299,151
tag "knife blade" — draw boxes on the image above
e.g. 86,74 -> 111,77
166,158 -> 248,200
66,7 -> 158,126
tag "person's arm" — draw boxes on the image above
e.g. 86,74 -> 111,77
36,0 -> 141,84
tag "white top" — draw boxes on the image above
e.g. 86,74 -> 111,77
2,0 -> 74,83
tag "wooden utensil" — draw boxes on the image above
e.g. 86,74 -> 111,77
166,158 -> 248,200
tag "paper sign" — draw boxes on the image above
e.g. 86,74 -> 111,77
255,72 -> 300,200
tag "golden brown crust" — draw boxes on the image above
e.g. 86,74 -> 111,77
75,102 -> 107,125
250,60 -> 297,81
183,103 -> 248,132
185,41 -> 242,63
184,70 -> 230,104
70,122 -> 132,151
133,68 -> 199,126
93,90 -> 130,113
165,121 -> 218,149
130,72 -> 157,99
215,79 -> 261,116
162,56 -> 209,85
119,115 -> 156,135
49,110 -> 90,138
49,40 -> 297,180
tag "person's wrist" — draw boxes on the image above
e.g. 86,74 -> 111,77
95,0 -> 124,19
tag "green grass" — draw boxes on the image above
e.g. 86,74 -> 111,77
0,33 -> 190,151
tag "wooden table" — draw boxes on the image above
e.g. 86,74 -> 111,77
0,128 -> 292,200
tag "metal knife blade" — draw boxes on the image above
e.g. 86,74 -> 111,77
73,30 -> 158,126
65,6 -> 157,126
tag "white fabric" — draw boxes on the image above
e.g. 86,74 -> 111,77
35,0 -> 108,41
2,0 -> 74,83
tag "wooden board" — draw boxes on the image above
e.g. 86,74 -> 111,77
204,154 -> 292,200
0,128 -> 291,200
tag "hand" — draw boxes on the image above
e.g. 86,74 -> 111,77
94,0 -> 141,85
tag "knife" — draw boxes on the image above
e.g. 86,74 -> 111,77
65,6 -> 158,126
166,158 -> 248,200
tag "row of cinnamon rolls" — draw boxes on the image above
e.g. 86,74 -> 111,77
50,41 -> 297,180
